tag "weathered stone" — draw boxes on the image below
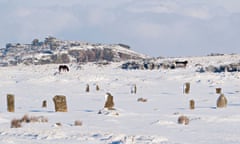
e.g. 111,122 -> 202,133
131,84 -> 137,94
53,95 -> 68,112
42,100 -> 47,108
217,94 -> 227,108
96,85 -> 100,91
184,82 -> 190,94
189,99 -> 195,110
86,84 -> 90,92
216,88 -> 222,94
7,94 -> 14,112
104,93 -> 114,109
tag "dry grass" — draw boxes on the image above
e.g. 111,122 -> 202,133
11,119 -> 22,128
137,98 -> 147,102
74,120 -> 82,126
178,115 -> 189,125
11,114 -> 48,128
55,122 -> 62,126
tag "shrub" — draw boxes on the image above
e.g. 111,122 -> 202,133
74,120 -> 82,126
11,119 -> 22,128
137,98 -> 147,102
10,114 -> 48,128
178,115 -> 189,125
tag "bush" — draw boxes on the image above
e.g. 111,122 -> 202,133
11,119 -> 22,128
74,120 -> 82,126
178,115 -> 189,125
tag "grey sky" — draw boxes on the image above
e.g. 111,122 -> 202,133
0,0 -> 240,57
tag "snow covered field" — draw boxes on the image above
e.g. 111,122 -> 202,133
0,54 -> 240,144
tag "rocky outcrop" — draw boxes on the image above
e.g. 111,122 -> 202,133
0,37 -> 147,66
204,63 -> 240,73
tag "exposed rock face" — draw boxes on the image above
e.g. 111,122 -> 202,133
0,36 -> 147,66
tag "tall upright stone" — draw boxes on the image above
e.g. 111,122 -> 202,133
217,94 -> 227,108
42,100 -> 47,108
53,95 -> 68,112
7,94 -> 15,112
131,84 -> 137,94
184,82 -> 190,94
104,93 -> 114,110
86,84 -> 90,92
96,85 -> 100,91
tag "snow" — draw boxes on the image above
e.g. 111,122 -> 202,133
0,54 -> 240,144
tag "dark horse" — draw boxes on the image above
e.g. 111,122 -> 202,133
175,60 -> 188,68
58,65 -> 69,72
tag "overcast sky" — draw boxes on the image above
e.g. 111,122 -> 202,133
1,0 -> 240,57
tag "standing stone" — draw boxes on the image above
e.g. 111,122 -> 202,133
86,84 -> 90,92
53,95 -> 68,112
216,94 -> 227,108
96,85 -> 100,91
7,94 -> 15,112
189,99 -> 195,110
131,84 -> 137,94
216,88 -> 222,94
42,100 -> 47,108
184,82 -> 190,94
104,93 -> 114,110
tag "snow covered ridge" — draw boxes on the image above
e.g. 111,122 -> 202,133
0,36 -> 148,66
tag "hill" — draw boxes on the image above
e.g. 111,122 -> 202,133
0,36 -> 148,66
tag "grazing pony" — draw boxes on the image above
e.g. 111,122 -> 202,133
58,65 -> 69,73
175,60 -> 188,68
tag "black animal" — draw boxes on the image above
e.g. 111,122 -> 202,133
58,65 -> 69,72
175,60 -> 188,68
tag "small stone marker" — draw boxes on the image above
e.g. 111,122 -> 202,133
96,85 -> 100,91
53,95 -> 68,112
86,84 -> 90,92
184,82 -> 190,94
131,84 -> 137,94
216,88 -> 222,94
42,100 -> 47,108
104,93 -> 114,110
189,99 -> 195,110
7,94 -> 15,112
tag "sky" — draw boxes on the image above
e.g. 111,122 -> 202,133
0,0 -> 240,57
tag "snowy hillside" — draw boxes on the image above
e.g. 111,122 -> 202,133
0,54 -> 240,144
0,36 -> 148,66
